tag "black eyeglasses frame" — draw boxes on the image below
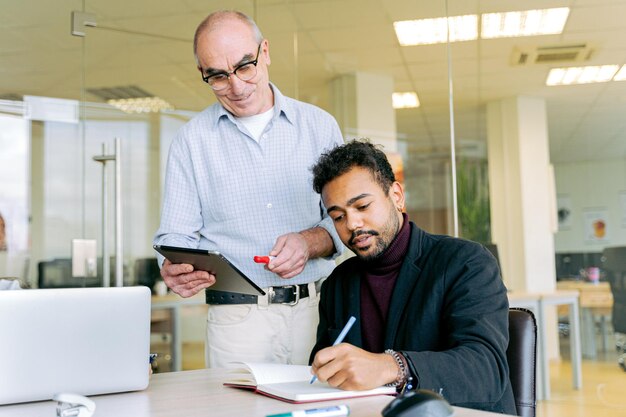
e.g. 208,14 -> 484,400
201,43 -> 262,89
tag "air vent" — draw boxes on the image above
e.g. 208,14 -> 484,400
87,85 -> 153,101
511,44 -> 593,65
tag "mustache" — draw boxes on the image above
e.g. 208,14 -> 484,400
349,230 -> 379,245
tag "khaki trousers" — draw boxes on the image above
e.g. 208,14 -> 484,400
205,282 -> 320,368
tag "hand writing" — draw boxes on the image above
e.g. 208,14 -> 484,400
311,344 -> 397,391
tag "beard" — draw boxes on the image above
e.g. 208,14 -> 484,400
349,206 -> 401,262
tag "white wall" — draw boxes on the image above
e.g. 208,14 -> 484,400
554,158 -> 626,252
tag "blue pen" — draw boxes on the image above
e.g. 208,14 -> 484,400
310,316 -> 356,384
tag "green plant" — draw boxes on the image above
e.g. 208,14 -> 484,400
457,159 -> 491,243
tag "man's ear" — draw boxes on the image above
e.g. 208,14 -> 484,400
390,181 -> 405,212
262,39 -> 271,66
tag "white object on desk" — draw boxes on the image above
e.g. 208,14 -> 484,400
53,393 -> 96,417
154,280 -> 168,296
266,404 -> 350,417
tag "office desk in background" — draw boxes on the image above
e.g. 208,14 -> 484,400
0,368 -> 516,417
507,289 -> 582,401
556,281 -> 613,358
151,292 -> 207,371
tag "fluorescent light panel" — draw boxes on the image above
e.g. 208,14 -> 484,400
546,65 -> 619,86
394,7 -> 569,46
392,92 -> 420,109
107,97 -> 173,113
614,65 -> 626,81
393,15 -> 478,46
481,7 -> 569,39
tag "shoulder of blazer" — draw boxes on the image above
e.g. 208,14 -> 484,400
405,222 -> 448,266
406,223 -> 483,270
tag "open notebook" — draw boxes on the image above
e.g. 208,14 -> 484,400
0,286 -> 151,405
224,362 -> 397,403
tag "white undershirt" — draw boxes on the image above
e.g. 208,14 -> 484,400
235,107 -> 274,142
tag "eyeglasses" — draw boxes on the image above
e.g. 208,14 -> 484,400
201,44 -> 262,91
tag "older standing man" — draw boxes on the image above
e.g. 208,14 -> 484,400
153,10 -> 344,368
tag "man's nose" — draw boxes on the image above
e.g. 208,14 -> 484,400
346,213 -> 363,231
228,74 -> 247,94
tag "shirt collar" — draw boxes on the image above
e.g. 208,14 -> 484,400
213,82 -> 295,127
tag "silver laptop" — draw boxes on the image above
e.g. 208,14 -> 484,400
0,286 -> 151,405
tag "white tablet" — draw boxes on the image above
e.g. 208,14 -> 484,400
153,245 -> 265,296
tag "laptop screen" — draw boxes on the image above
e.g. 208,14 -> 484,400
0,286 -> 151,405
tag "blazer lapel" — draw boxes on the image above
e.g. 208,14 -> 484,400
384,223 -> 423,347
344,265 -> 364,347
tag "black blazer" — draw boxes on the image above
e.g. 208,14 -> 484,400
311,222 -> 516,415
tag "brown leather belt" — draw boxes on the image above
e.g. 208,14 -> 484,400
205,284 -> 310,305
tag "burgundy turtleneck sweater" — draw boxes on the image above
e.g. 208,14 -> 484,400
360,213 -> 411,353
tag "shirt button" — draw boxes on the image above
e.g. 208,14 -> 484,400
267,203 -> 272,209
262,134 -> 268,139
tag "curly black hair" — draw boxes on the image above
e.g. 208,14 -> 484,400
311,139 -> 396,194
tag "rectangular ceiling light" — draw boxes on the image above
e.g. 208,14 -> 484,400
394,15 -> 478,46
546,65 -> 619,86
481,7 -> 569,39
392,92 -> 420,109
613,65 -> 626,81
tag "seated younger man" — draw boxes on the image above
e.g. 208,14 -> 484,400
309,139 -> 516,415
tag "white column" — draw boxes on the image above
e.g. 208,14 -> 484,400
330,72 -> 397,151
487,96 -> 560,363
487,96 -> 556,293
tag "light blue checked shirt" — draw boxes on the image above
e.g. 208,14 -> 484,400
153,85 -> 344,288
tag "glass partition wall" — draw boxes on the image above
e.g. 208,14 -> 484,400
0,0 -> 626,285
0,1 -> 458,288
2,0 -> 625,380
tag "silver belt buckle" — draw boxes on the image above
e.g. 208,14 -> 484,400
266,287 -> 275,304
282,285 -> 299,305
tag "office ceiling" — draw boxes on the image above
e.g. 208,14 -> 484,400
2,0 -> 626,163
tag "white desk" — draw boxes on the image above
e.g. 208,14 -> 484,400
556,281 -> 613,358
539,291 -> 582,395
507,290 -> 582,401
0,369 -> 516,417
151,292 -> 206,371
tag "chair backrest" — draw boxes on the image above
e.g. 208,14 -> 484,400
37,257 -> 130,288
602,246 -> 626,333
37,258 -> 99,288
134,257 -> 160,291
507,308 -> 537,417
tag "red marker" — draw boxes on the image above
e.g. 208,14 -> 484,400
253,255 -> 275,264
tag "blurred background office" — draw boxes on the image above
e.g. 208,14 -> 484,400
1,0 -> 625,414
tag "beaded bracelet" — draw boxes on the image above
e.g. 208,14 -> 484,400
384,349 -> 409,388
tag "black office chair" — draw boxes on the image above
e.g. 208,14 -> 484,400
37,258 -> 101,288
37,257 -> 130,288
484,243 -> 499,262
134,257 -> 161,292
601,246 -> 626,371
507,308 -> 537,417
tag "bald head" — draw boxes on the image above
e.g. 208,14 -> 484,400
193,10 -> 263,65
